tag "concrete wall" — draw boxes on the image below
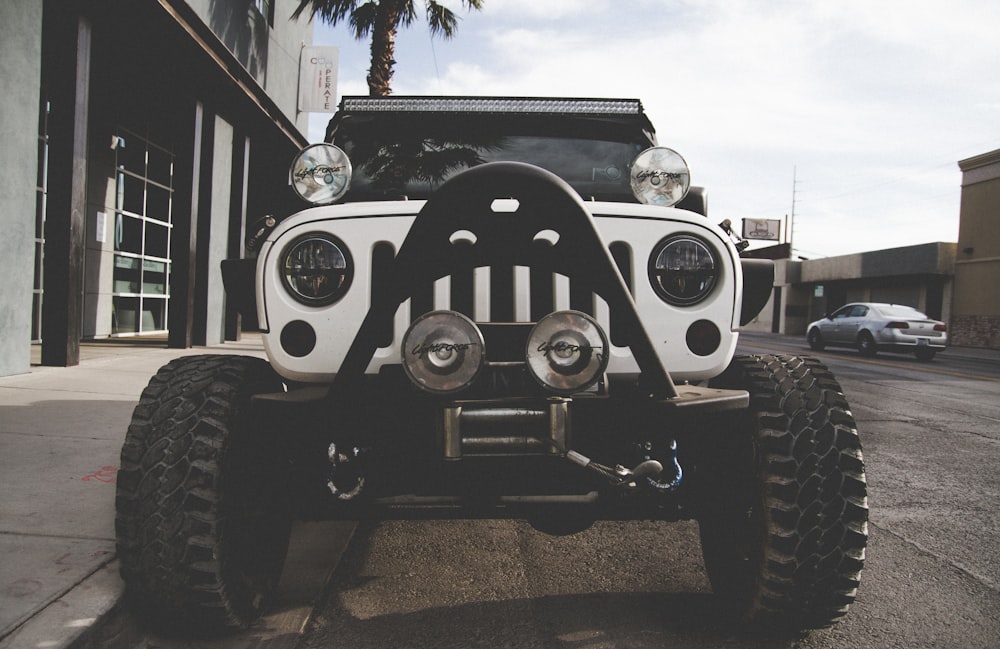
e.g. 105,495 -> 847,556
0,1 -> 43,376
206,115 -> 235,345
82,141 -> 117,339
268,0 -> 313,135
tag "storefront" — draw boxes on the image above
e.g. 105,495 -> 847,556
1,0 -> 312,377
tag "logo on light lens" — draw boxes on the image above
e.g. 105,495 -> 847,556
290,144 -> 352,205
630,147 -> 691,207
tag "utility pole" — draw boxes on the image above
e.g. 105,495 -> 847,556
788,165 -> 798,254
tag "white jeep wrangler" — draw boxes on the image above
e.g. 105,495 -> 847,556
115,97 -> 868,632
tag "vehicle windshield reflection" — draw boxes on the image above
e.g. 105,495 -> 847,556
332,114 -> 649,202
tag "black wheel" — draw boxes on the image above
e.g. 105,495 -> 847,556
698,354 -> 868,629
915,347 -> 936,361
856,331 -> 877,357
807,328 -> 825,351
115,355 -> 290,631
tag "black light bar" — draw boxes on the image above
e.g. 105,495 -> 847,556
340,96 -> 643,115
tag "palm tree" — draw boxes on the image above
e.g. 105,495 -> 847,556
292,0 -> 484,97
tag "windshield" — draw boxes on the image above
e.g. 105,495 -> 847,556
331,113 -> 652,202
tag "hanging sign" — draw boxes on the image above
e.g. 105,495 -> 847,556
742,218 -> 781,241
299,46 -> 339,113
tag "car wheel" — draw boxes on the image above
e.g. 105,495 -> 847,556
698,354 -> 869,629
856,331 -> 877,357
807,328 -> 825,351
915,347 -> 937,362
116,355 -> 290,631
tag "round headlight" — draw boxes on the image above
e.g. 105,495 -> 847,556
630,147 -> 690,207
648,235 -> 718,306
281,234 -> 353,305
290,143 -> 352,205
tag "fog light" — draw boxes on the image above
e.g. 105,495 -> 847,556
401,311 -> 485,394
281,320 -> 316,357
686,319 -> 721,357
526,311 -> 609,394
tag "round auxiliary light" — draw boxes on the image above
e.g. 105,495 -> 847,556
649,235 -> 718,306
630,147 -> 691,207
281,234 -> 353,305
526,311 -> 609,395
290,143 -> 352,205
401,311 -> 485,394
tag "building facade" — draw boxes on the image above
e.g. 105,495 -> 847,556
953,149 -> 1000,347
744,147 -> 999,350
0,0 -> 312,377
743,242 -> 957,336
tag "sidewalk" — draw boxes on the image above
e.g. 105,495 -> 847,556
0,336 -> 267,649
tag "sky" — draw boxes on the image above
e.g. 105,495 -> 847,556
304,0 -> 1000,259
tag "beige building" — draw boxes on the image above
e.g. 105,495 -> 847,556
953,149 -> 1000,347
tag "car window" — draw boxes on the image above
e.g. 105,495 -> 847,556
850,306 -> 869,317
832,306 -> 852,319
878,305 -> 928,319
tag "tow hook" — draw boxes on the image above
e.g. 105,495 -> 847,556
565,439 -> 683,494
327,443 -> 367,500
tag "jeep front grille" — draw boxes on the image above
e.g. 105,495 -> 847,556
370,241 -> 634,349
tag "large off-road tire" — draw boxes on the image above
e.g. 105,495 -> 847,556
698,354 -> 868,629
115,355 -> 289,631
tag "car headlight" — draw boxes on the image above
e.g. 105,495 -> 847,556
648,235 -> 718,305
281,234 -> 353,305
290,143 -> 352,205
630,147 -> 690,206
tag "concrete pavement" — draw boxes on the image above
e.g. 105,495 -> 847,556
0,336 -> 267,649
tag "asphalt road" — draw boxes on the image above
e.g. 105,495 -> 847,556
296,334 -> 1000,649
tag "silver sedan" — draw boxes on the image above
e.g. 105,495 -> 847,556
807,302 -> 948,361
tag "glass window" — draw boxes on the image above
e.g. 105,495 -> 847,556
113,296 -> 140,333
114,213 -> 143,254
110,129 -> 174,334
147,146 -> 172,186
143,298 -> 167,330
145,221 -> 169,258
142,259 -> 168,295
113,255 -> 140,293
117,136 -> 145,175
120,173 -> 145,215
146,184 -> 171,223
